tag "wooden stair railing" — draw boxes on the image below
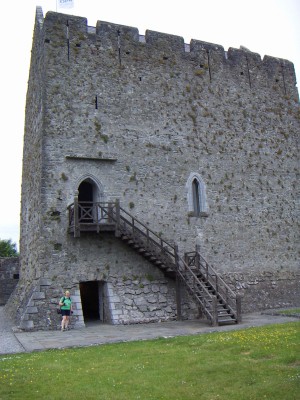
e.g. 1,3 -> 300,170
184,247 -> 242,324
67,200 -> 241,325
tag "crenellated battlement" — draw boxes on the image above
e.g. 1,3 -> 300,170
35,7 -> 298,99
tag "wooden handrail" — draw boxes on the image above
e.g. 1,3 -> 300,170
185,249 -> 236,299
184,247 -> 240,322
176,255 -> 215,321
117,205 -> 176,258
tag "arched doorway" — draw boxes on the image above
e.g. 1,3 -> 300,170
77,178 -> 103,223
78,181 -> 94,203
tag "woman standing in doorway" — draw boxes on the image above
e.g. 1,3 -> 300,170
59,290 -> 72,331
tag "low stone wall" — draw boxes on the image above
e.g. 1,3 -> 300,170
0,258 -> 20,305
105,276 -> 199,325
4,257 -> 299,330
224,269 -> 300,313
12,276 -> 200,331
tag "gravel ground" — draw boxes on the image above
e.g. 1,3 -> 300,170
0,307 -> 25,354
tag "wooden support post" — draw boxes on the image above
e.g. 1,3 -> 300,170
174,245 -> 182,320
236,294 -> 242,323
115,198 -> 120,237
176,273 -> 182,321
74,192 -> 80,238
184,252 -> 188,265
195,244 -> 200,271
108,202 -> 113,223
212,296 -> 218,326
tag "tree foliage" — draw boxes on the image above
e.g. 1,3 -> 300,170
0,238 -> 19,257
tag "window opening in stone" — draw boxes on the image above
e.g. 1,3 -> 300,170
186,173 -> 209,217
192,178 -> 201,216
66,20 -> 70,61
117,29 -> 121,66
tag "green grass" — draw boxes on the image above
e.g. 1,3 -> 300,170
277,308 -> 300,315
0,322 -> 299,400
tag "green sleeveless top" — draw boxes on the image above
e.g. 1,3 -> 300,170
60,296 -> 72,310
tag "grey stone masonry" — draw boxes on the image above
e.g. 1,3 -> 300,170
0,258 -> 19,305
5,7 -> 300,330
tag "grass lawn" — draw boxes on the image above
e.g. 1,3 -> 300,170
277,308 -> 300,316
0,322 -> 299,400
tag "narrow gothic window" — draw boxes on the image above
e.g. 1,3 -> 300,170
192,178 -> 201,216
186,173 -> 209,217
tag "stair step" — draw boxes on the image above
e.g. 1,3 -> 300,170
158,264 -> 169,270
218,318 -> 237,324
218,312 -> 232,317
218,312 -> 234,318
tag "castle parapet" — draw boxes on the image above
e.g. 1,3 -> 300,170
96,20 -> 139,46
145,30 -> 185,52
41,8 -> 298,99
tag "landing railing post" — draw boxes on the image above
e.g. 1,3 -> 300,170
195,244 -> 200,273
206,262 -> 209,281
74,192 -> 80,238
184,252 -> 188,266
108,202 -> 113,223
174,245 -> 182,320
115,199 -> 120,237
236,294 -> 242,323
212,296 -> 218,326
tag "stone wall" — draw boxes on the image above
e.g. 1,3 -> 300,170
5,235 -> 199,331
6,8 -> 299,330
0,258 -> 19,305
224,270 -> 300,313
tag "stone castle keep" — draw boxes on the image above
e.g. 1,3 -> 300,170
5,7 -> 299,330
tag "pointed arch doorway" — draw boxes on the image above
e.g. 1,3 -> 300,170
78,181 -> 94,203
77,177 -> 103,223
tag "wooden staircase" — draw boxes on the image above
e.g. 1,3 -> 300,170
68,200 -> 242,326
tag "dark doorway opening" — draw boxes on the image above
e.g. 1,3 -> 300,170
80,281 -> 101,323
78,181 -> 93,203
78,181 -> 94,222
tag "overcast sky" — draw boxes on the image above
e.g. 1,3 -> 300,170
0,0 -> 299,248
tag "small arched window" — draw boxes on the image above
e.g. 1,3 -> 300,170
186,173 -> 209,217
192,178 -> 201,216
